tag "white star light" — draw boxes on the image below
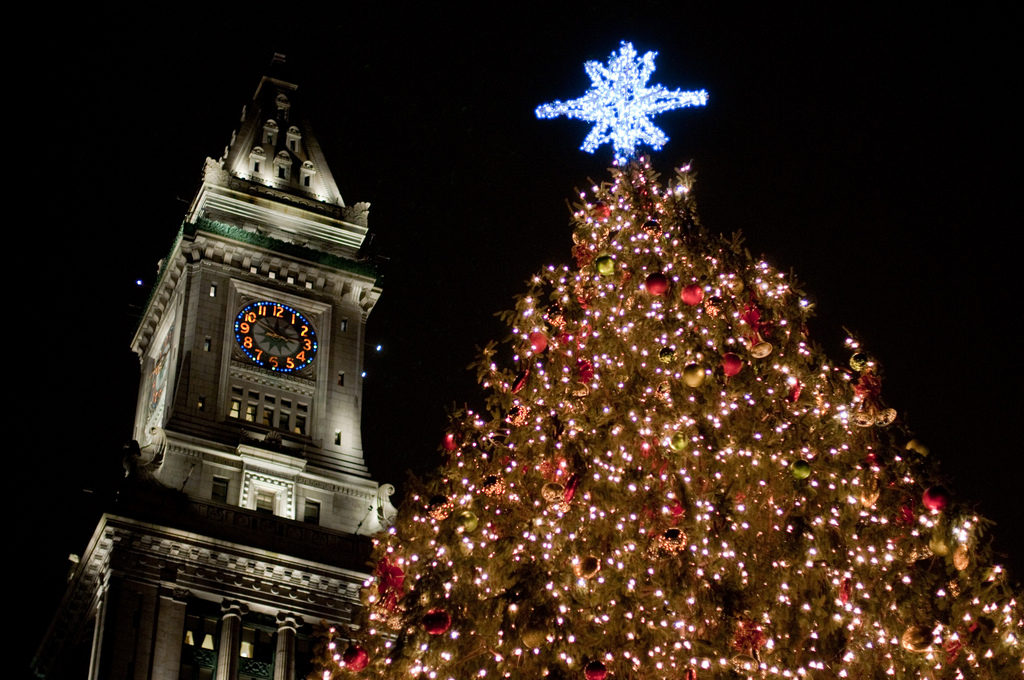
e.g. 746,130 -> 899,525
536,42 -> 708,163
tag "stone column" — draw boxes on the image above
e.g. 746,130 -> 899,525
151,587 -> 189,680
273,613 -> 301,680
215,599 -> 248,680
86,577 -> 111,680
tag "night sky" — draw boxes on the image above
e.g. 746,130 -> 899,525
26,4 -> 1019,673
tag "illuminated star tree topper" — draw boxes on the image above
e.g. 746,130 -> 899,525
536,41 -> 708,163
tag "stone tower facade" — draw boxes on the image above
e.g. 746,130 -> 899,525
34,62 -> 395,680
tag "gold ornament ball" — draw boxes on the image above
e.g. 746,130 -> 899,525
521,628 -> 548,649
659,527 -> 687,553
427,495 -> 453,520
670,432 -> 688,452
875,407 -> 897,426
454,510 -> 479,533
905,439 -> 930,457
682,364 -> 705,387
480,474 -> 506,496
659,346 -> 676,363
859,474 -> 881,508
929,533 -> 950,557
791,460 -> 812,479
850,352 -> 869,372
900,625 -> 934,653
541,482 -> 565,503
953,544 -> 970,571
595,255 -> 615,276
573,555 -> 601,579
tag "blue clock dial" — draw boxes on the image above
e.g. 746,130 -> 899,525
235,301 -> 318,372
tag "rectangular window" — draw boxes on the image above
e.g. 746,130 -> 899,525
268,271 -> 276,279
286,275 -> 295,284
338,372 -> 345,387
253,161 -> 260,173
255,491 -> 274,514
244,403 -> 256,422
209,284 -> 217,297
334,430 -> 341,446
341,318 -> 348,332
278,410 -> 290,430
294,415 -> 307,435
290,140 -> 296,151
304,500 -> 320,525
204,338 -> 211,351
212,477 -> 228,503
262,408 -> 273,426
278,167 -> 285,179
303,175 -> 310,187
241,626 -> 256,657
229,399 -> 241,419
197,397 -> 205,411
305,281 -> 313,289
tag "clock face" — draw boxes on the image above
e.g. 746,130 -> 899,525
234,301 -> 318,372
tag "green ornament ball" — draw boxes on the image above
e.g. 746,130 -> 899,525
682,363 -> 705,388
670,432 -> 688,452
454,510 -> 478,532
791,460 -> 812,479
595,255 -> 615,276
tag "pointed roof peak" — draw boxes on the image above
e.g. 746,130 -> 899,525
188,63 -> 370,256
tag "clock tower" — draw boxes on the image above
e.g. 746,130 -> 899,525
34,60 -> 396,680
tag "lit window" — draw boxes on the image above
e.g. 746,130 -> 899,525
305,281 -> 313,289
286,275 -> 295,284
197,397 -> 205,411
334,430 -> 341,445
229,399 -> 241,418
245,404 -> 256,422
268,271 -> 276,279
294,415 -> 306,435
241,627 -> 256,657
209,284 -> 217,297
249,266 -> 258,274
204,338 -> 211,351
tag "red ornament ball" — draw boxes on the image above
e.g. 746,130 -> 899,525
681,284 -> 704,306
528,332 -> 548,353
584,660 -> 608,680
645,272 -> 669,296
342,645 -> 369,672
592,201 -> 611,220
442,432 -> 459,451
722,352 -> 743,376
923,485 -> 951,512
423,609 -> 452,635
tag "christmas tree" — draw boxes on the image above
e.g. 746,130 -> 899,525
313,43 -> 1022,680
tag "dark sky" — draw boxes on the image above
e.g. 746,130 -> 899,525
26,4 -> 1019,673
